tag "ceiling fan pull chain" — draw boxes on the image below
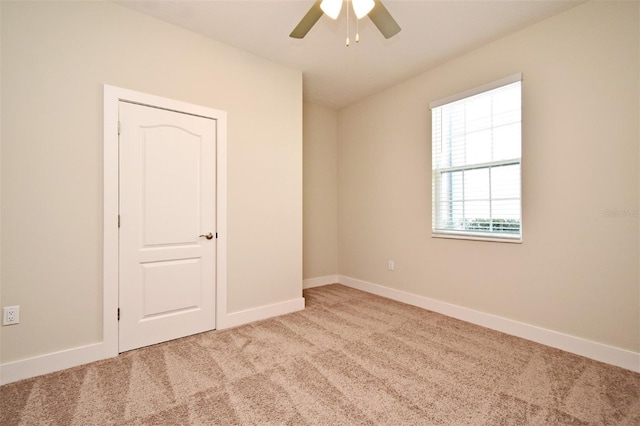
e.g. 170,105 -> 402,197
346,0 -> 350,46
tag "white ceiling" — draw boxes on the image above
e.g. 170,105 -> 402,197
116,0 -> 582,110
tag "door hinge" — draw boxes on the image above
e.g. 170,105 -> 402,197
118,215 -> 121,228
216,232 -> 218,239
117,308 -> 120,321
118,121 -> 121,136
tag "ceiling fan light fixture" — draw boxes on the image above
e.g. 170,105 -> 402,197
290,0 -> 400,41
320,0 -> 343,20
353,0 -> 375,19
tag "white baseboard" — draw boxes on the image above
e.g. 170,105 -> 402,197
217,296 -> 306,330
3,278 -> 637,385
303,275 -> 339,289
0,341 -> 112,386
1,297 -> 305,385
338,275 -> 640,373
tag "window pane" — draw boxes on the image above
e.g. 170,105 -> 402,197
464,200 -> 490,220
450,135 -> 466,167
493,123 -> 521,161
440,201 -> 463,230
465,95 -> 491,133
492,200 -> 520,221
464,168 -> 489,201
466,129 -> 492,164
439,171 -> 463,201
492,84 -> 521,127
491,164 -> 520,199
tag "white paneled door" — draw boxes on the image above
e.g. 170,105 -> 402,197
118,101 -> 216,352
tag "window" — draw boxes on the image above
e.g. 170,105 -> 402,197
430,74 -> 522,242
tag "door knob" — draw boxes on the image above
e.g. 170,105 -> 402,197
199,232 -> 214,240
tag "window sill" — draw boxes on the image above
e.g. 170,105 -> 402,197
432,231 -> 522,244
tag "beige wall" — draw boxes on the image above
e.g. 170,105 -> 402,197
337,1 -> 639,352
303,102 -> 338,279
0,1 -> 302,363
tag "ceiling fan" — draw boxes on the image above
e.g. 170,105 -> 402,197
290,0 -> 401,41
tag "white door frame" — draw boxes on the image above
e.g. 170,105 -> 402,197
103,85 -> 228,357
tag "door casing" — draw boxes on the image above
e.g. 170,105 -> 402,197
103,85 -> 228,358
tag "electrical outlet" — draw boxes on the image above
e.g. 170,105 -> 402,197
388,260 -> 395,271
3,306 -> 20,325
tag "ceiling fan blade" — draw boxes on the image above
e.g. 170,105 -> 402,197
290,0 -> 324,39
368,1 -> 401,39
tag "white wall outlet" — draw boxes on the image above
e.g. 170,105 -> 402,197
3,306 -> 20,325
388,260 -> 395,271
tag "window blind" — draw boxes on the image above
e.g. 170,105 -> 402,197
431,75 -> 522,242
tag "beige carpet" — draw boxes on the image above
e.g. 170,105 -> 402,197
1,284 -> 639,425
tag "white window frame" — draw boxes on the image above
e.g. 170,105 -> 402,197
430,73 -> 523,243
